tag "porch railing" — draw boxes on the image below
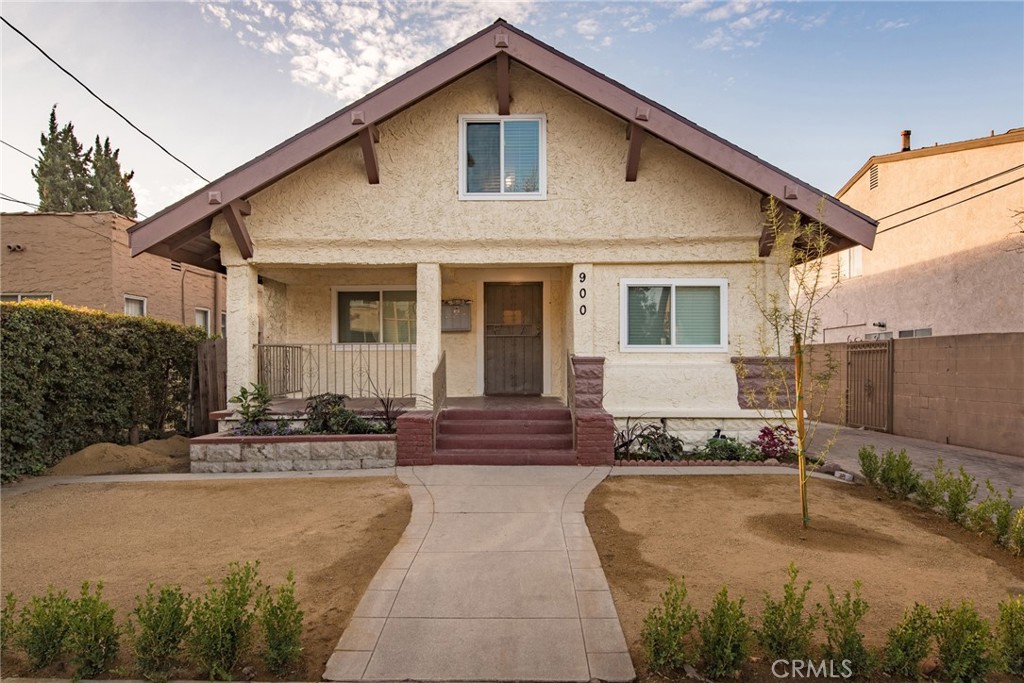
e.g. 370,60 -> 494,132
566,351 -> 577,450
257,343 -> 416,398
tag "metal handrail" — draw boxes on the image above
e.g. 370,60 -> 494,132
432,351 -> 447,450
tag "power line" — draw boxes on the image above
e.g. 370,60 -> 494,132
875,163 -> 1024,221
876,176 -> 1024,235
0,191 -> 149,220
0,192 -> 39,208
1,139 -> 39,162
1,15 -> 210,183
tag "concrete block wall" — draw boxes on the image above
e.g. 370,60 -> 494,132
891,333 -> 1023,457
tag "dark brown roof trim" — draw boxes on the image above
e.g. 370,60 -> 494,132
130,19 -> 876,257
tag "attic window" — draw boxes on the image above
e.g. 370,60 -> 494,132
869,165 -> 879,190
459,115 -> 546,200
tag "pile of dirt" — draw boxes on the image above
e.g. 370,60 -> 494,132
47,436 -> 190,476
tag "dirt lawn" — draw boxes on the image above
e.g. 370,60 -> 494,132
1,477 -> 410,680
587,475 -> 1024,680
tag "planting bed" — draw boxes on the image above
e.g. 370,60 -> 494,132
1,476 -> 411,679
587,475 -> 1024,682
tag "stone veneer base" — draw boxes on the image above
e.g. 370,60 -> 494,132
189,434 -> 396,473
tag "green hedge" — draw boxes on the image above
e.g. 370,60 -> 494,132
1,301 -> 206,481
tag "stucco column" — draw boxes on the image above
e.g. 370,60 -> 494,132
226,263 -> 260,403
572,263 -> 595,355
415,263 -> 442,408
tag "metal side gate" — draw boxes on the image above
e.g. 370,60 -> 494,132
846,340 -> 894,432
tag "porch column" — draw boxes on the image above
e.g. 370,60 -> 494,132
415,263 -> 442,408
225,263 -> 260,403
572,264 -> 595,355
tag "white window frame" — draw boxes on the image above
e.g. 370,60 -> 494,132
194,307 -> 211,334
1,293 -> 53,302
619,278 -> 729,353
458,114 -> 547,201
220,311 -> 227,338
331,286 -> 418,347
124,295 -> 147,316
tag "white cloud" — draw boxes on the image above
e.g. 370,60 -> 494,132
878,18 -> 912,31
576,17 -> 600,38
676,0 -> 789,51
674,0 -> 710,18
194,0 -> 537,103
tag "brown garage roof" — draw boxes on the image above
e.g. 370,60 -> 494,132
129,19 -> 876,267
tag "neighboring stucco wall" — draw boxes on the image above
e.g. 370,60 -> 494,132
0,212 -> 226,328
820,133 -> 1024,341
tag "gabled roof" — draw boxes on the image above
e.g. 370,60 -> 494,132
129,19 -> 876,267
838,127 -> 1024,198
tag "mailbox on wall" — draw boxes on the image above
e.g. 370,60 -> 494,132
441,299 -> 472,332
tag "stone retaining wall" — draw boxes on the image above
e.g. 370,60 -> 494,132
190,434 -> 396,473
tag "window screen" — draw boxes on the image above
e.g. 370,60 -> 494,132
675,286 -> 721,345
382,291 -> 417,343
503,120 -> 540,193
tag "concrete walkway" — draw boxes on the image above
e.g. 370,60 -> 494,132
323,465 -> 634,683
810,425 -> 1023,506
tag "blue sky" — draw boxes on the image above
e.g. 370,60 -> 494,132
1,1 -> 1021,217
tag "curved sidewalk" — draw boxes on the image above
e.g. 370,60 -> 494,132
323,465 -> 635,683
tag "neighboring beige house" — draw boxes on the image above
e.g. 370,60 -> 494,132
129,21 -> 875,447
1,211 -> 227,334
818,128 -> 1024,342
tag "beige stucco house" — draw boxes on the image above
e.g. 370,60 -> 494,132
1,211 -> 226,333
129,21 -> 876,458
818,128 -> 1024,342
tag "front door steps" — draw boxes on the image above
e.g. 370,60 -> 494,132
433,406 -> 575,465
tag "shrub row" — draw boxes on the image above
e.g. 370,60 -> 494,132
615,422 -> 798,463
229,385 -> 404,436
0,301 -> 206,481
641,564 -> 1023,682
858,446 -> 1023,555
0,561 -> 304,681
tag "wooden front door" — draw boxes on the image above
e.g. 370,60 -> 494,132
484,282 -> 543,395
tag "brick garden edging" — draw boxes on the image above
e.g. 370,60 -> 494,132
189,433 -> 396,473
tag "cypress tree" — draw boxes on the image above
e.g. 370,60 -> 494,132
88,136 -> 137,218
32,105 -> 91,212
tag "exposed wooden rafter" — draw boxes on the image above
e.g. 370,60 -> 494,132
221,199 -> 254,260
625,123 -> 645,182
496,52 -> 510,115
165,217 -> 213,252
358,125 -> 380,185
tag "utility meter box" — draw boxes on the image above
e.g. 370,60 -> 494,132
441,299 -> 472,332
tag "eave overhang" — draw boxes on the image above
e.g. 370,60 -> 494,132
129,20 -> 877,262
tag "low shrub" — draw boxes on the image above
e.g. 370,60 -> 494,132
614,420 -> 684,461
695,436 -> 762,462
996,594 -> 1024,676
67,581 -> 120,680
2,592 -> 18,655
641,576 -> 698,671
753,425 -> 796,461
15,586 -> 74,670
1009,508 -> 1024,557
820,581 -> 875,678
188,561 -> 262,681
304,393 -> 384,435
877,448 -> 921,500
756,563 -> 817,661
965,481 -> 1014,543
260,571 -> 305,676
129,584 -> 194,682
858,446 -> 880,486
697,586 -> 751,680
882,603 -> 933,680
934,600 -> 993,683
917,458 -> 979,523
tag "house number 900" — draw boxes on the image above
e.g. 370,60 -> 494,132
577,272 -> 588,315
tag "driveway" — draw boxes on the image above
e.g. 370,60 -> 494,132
810,424 -> 1023,506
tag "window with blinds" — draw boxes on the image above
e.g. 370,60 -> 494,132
336,289 -> 417,344
460,115 -> 546,199
621,279 -> 727,350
